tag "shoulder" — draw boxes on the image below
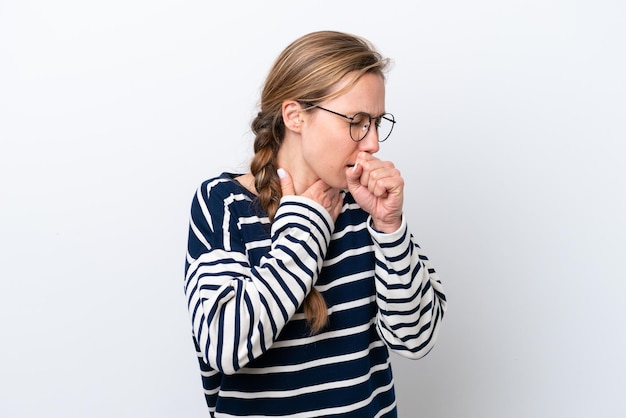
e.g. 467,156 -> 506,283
191,172 -> 266,222
192,172 -> 255,206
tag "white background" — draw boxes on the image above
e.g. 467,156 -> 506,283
1,1 -> 625,417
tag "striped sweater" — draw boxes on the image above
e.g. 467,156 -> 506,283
184,172 -> 446,417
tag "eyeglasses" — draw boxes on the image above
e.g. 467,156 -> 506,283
302,102 -> 396,142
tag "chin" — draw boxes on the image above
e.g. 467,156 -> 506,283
331,177 -> 348,191
315,168 -> 348,190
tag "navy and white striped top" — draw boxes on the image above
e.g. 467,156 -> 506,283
184,172 -> 446,417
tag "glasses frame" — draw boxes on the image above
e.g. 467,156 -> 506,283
301,102 -> 395,142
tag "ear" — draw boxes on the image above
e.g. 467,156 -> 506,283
282,100 -> 304,133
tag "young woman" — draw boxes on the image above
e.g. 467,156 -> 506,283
184,30 -> 446,417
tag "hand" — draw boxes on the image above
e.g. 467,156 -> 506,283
345,152 -> 404,232
278,168 -> 343,221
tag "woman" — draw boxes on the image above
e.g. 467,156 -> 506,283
184,30 -> 446,417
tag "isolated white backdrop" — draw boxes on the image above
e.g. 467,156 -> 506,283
1,1 -> 624,417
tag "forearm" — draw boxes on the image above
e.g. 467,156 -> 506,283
185,196 -> 334,374
370,217 -> 447,358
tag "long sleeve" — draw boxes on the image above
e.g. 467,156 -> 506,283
369,216 -> 447,359
184,179 -> 446,417
184,182 -> 334,375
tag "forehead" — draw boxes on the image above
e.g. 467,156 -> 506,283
327,72 -> 386,114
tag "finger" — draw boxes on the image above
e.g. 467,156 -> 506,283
361,161 -> 400,190
371,177 -> 393,198
374,169 -> 404,193
345,161 -> 363,187
302,179 -> 334,205
349,150 -> 379,182
277,168 -> 295,196
354,155 -> 392,188
329,192 -> 344,220
322,190 -> 343,220
372,172 -> 404,202
322,188 -> 340,208
305,179 -> 331,196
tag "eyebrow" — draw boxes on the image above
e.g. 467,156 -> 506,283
348,104 -> 391,120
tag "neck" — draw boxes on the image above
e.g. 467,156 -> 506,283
276,135 -> 318,195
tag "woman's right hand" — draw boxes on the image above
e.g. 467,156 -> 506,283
277,168 -> 343,221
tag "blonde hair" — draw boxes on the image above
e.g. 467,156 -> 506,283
250,31 -> 389,334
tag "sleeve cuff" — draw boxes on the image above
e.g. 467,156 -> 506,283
367,215 -> 407,242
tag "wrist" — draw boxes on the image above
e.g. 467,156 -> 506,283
370,217 -> 402,233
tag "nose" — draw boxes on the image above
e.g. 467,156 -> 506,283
358,128 -> 380,154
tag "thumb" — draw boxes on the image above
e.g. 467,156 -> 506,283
345,162 -> 362,190
277,168 -> 296,196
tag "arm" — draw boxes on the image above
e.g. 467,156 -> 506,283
184,183 -> 333,375
369,217 -> 447,358
346,153 -> 446,357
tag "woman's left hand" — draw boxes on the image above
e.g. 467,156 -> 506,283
345,152 -> 404,233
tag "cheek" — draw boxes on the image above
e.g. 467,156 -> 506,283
307,148 -> 354,188
304,137 -> 351,168
301,125 -> 355,184
302,126 -> 337,160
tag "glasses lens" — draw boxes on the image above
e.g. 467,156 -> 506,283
349,112 -> 396,142
376,113 -> 395,142
350,113 -> 370,142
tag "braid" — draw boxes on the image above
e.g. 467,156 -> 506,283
250,111 -> 282,222
303,288 -> 329,334
250,111 -> 329,334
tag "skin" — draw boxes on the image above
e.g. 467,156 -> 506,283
240,71 -> 404,233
